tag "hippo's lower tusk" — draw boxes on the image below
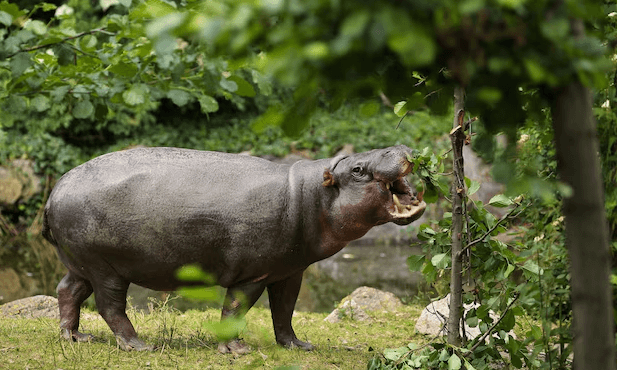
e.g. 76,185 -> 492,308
392,194 -> 404,213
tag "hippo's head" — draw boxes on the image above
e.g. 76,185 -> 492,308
323,145 -> 427,236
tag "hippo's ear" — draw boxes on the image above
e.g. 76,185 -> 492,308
322,154 -> 348,187
323,169 -> 336,187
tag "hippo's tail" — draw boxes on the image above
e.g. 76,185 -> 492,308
41,201 -> 57,247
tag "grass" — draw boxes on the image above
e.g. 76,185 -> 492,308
0,301 -> 427,370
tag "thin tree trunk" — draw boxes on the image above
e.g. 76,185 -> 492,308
551,81 -> 615,370
448,85 -> 465,346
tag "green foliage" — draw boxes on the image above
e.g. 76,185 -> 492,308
143,0 -> 611,138
0,0 -> 275,154
377,123 -> 576,368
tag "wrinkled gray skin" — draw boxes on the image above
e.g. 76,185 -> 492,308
43,145 -> 426,352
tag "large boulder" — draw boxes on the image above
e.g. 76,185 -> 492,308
0,295 -> 59,319
324,286 -> 402,323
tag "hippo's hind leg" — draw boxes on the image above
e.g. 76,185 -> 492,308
218,281 -> 267,354
92,277 -> 153,351
57,271 -> 94,342
268,270 -> 314,350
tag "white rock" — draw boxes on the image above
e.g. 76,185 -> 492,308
415,294 -> 516,341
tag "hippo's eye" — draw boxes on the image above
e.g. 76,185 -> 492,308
352,166 -> 363,173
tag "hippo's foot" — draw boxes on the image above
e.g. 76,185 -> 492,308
115,336 -> 155,351
218,339 -> 251,354
281,338 -> 315,351
61,329 -> 94,343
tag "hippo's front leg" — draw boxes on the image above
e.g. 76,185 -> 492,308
267,270 -> 314,350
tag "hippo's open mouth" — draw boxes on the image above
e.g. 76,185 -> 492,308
382,164 -> 426,224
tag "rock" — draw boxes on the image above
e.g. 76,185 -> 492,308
415,294 -> 516,341
0,159 -> 42,205
324,286 -> 402,323
0,295 -> 59,319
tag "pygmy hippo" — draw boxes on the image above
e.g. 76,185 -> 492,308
42,145 -> 426,352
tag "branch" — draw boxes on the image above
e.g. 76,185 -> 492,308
457,203 -> 520,258
6,28 -> 115,58
465,293 -> 520,356
379,91 -> 393,108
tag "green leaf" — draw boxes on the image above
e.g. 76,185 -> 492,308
40,3 -> 58,12
407,255 -> 425,271
54,44 -> 75,66
119,0 -> 132,7
488,194 -> 513,207
198,95 -> 219,113
25,20 -> 47,36
394,101 -> 408,117
439,348 -> 449,361
228,75 -> 255,97
522,260 -> 544,275
383,346 -> 409,361
31,95 -> 50,112
167,89 -> 191,106
219,78 -> 238,93
10,53 -> 32,77
108,62 -> 139,77
465,177 -> 480,197
73,100 -> 94,119
431,253 -> 450,269
252,105 -> 284,133
204,318 -> 246,341
123,85 -> 147,106
177,286 -> 222,302
501,310 -> 515,332
529,325 -> 543,340
0,11 -> 12,26
176,264 -> 209,282
448,354 -> 461,370
80,35 -> 97,50
303,42 -> 329,60
51,86 -> 70,102
466,315 -> 479,327
504,263 -> 515,278
463,358 -> 477,370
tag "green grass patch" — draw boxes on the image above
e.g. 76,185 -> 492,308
1,302 -> 428,370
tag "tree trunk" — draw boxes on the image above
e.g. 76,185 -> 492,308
448,85 -> 465,346
551,81 -> 615,370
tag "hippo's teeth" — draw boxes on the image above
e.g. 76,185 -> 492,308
386,182 -> 391,190
392,194 -> 404,213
